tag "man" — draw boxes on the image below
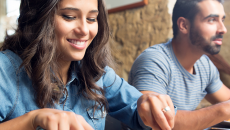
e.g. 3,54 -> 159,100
129,0 -> 230,129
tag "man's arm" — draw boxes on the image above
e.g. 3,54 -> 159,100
205,84 -> 230,104
141,88 -> 230,130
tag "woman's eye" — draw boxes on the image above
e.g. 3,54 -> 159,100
87,18 -> 96,22
62,15 -> 76,20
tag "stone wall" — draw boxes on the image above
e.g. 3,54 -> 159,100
108,0 -> 173,80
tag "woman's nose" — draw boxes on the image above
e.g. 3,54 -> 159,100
74,20 -> 89,36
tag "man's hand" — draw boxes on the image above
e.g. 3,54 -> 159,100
137,93 -> 175,130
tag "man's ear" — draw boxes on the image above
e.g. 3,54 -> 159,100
177,17 -> 190,34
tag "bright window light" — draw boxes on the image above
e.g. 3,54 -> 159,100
6,0 -> 20,17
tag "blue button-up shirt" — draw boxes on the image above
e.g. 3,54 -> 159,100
0,50 -> 152,130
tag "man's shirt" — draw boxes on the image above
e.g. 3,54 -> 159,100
129,39 -> 222,110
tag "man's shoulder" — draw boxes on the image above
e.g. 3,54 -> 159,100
197,55 -> 212,66
131,40 -> 173,76
137,40 -> 172,62
145,40 -> 171,53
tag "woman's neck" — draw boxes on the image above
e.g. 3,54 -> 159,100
58,60 -> 72,85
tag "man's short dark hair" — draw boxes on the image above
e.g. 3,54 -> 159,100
172,0 -> 224,38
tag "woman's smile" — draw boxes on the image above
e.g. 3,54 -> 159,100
67,39 -> 88,50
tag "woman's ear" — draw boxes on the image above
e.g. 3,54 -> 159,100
177,17 -> 190,34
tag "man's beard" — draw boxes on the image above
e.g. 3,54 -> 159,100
189,25 -> 222,55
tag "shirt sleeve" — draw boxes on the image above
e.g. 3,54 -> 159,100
0,52 -> 18,122
129,50 -> 170,94
205,56 -> 223,94
102,66 -> 150,130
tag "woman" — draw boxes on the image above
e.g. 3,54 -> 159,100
0,0 -> 175,129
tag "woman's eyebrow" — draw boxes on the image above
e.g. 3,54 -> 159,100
60,7 -> 80,11
89,10 -> 99,13
60,7 -> 98,13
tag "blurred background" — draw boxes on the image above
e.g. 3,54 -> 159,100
0,0 -> 230,129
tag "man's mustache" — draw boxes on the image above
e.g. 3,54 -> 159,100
211,35 -> 223,40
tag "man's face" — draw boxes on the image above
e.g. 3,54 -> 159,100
189,0 -> 227,55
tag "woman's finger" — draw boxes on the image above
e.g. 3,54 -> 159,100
44,114 -> 59,130
149,96 -> 172,130
138,102 -> 161,130
58,113 -> 70,130
46,122 -> 58,130
164,95 -> 175,128
76,115 -> 94,130
158,94 -> 175,128
145,113 -> 162,130
162,106 -> 174,129
70,120 -> 85,130
67,113 -> 93,130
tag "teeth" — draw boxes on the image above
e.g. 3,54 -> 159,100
68,39 -> 85,45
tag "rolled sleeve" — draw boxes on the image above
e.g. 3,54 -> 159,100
129,50 -> 170,94
103,66 -> 146,129
206,57 -> 223,94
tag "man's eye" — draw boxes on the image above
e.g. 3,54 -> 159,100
62,15 -> 76,20
208,18 -> 215,22
87,18 -> 96,22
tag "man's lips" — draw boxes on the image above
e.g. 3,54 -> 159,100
213,38 -> 222,45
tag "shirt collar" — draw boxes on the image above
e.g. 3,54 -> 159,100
66,62 -> 79,86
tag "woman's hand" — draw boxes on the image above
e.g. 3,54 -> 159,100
29,108 -> 94,130
137,92 -> 175,130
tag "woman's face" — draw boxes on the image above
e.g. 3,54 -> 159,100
54,0 -> 98,63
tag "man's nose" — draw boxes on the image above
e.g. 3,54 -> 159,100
217,21 -> 227,35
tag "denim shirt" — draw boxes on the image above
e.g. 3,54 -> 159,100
0,50 -> 151,130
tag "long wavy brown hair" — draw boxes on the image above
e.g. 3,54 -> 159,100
0,0 -> 113,112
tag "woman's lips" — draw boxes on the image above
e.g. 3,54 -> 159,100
67,39 -> 88,50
